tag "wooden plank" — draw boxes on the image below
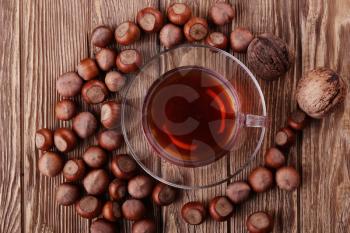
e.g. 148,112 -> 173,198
300,0 -> 350,232
228,0 -> 301,232
0,0 -> 21,233
90,0 -> 161,232
21,1 -> 90,232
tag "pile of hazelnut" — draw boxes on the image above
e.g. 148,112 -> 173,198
35,2 -> 348,233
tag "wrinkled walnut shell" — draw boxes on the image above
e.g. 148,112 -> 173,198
296,67 -> 347,119
247,33 -> 294,80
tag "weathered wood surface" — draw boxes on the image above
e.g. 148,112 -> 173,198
0,0 -> 349,232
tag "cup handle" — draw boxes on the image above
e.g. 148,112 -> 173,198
240,114 -> 268,128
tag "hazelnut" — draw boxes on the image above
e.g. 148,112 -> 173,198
83,169 -> 109,195
54,128 -> 77,153
159,23 -> 183,49
110,154 -> 138,179
81,80 -> 109,104
105,71 -> 126,92
98,130 -> 123,151
230,27 -> 254,53
209,196 -> 234,222
55,99 -> 77,121
77,58 -> 99,81
116,49 -> 142,73
115,21 -> 140,45
247,33 -> 294,80
122,199 -> 146,221
209,2 -> 235,25
132,219 -> 156,233
167,3 -> 191,25
152,183 -> 177,206
82,146 -> 107,168
56,72 -> 83,97
276,166 -> 301,191
205,32 -> 228,50
101,101 -> 121,129
75,195 -> 102,219
137,7 -> 163,33
91,25 -> 114,48
128,175 -> 153,199
38,152 -> 64,177
246,211 -> 274,233
90,219 -> 116,233
102,201 -> 122,222
274,127 -> 295,149
287,110 -> 309,130
296,67 -> 347,119
226,181 -> 251,204
184,17 -> 208,42
63,159 -> 86,181
35,128 -> 54,151
96,48 -> 117,71
109,178 -> 127,201
248,167 -> 274,193
264,147 -> 286,169
181,201 -> 206,225
56,183 -> 80,206
72,112 -> 98,139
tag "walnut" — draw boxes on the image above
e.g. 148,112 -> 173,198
296,68 -> 347,119
247,33 -> 294,80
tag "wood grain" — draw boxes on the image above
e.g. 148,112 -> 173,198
21,0 -> 90,232
300,0 -> 350,232
0,0 -> 21,233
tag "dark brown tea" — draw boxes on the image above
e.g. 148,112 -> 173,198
142,66 -> 238,167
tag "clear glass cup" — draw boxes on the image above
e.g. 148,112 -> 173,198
122,44 -> 267,189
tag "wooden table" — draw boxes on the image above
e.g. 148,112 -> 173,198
1,0 -> 349,232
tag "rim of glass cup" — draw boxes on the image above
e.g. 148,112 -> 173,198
121,43 -> 267,190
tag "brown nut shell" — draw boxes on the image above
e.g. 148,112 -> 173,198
54,128 -> 77,153
115,21 -> 140,45
102,201 -> 122,222
77,58 -> 99,81
91,26 -> 114,48
184,17 -> 208,42
152,183 -> 177,206
276,166 -> 301,191
98,130 -> 123,151
264,147 -> 286,169
116,49 -> 142,73
296,67 -> 347,119
83,169 -> 109,195
96,48 -> 117,71
132,219 -> 156,233
72,112 -> 98,138
246,211 -> 274,233
287,110 -> 309,130
209,196 -> 234,222
226,181 -> 251,204
205,32 -> 228,50
81,80 -> 109,104
109,178 -> 127,201
230,27 -> 254,53
90,219 -> 116,233
35,128 -> 54,151
122,199 -> 146,221
82,146 -> 107,168
63,159 -> 86,181
209,2 -> 235,25
110,154 -> 138,180
247,33 -> 294,80
137,7 -> 164,33
101,101 -> 121,129
181,201 -> 206,225
167,3 -> 192,25
38,152 -> 64,177
55,99 -> 77,121
105,71 -> 126,92
56,183 -> 80,206
248,167 -> 274,193
127,175 -> 153,199
75,195 -> 102,219
56,72 -> 83,97
159,23 -> 183,49
274,127 -> 295,149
